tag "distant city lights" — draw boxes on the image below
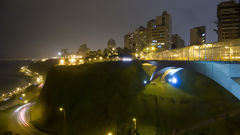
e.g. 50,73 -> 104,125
60,59 -> 65,65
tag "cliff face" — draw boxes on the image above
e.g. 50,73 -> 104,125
31,61 -> 148,135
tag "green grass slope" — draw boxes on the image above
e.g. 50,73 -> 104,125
135,69 -> 240,135
31,61 -> 148,135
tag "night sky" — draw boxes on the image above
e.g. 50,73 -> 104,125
0,0 -> 223,59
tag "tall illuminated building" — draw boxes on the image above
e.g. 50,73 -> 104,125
77,44 -> 90,56
190,26 -> 206,45
133,26 -> 147,51
124,26 -> 147,51
107,39 -> 116,50
124,11 -> 172,51
124,32 -> 134,49
147,11 -> 172,51
171,34 -> 185,49
217,0 -> 240,41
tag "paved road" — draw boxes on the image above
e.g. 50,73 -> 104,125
8,103 -> 48,135
0,100 -> 20,111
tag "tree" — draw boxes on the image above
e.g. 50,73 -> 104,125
103,48 -> 111,58
122,47 -> 133,55
97,49 -> 103,57
117,47 -> 123,54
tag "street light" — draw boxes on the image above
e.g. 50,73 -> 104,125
70,58 -> 76,64
135,53 -> 139,58
59,107 -> 66,122
60,59 -> 65,65
59,107 -> 63,111
107,132 -> 112,135
37,77 -> 41,83
133,118 -> 137,130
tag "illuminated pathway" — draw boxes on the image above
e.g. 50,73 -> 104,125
8,103 -> 48,135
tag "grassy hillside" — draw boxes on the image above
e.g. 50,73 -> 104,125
31,61 -> 148,135
135,69 -> 240,135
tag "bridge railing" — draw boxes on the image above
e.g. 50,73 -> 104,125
141,39 -> 240,61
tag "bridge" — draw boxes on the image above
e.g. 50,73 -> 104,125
140,39 -> 240,99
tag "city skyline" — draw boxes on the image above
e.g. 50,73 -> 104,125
0,0 -> 224,59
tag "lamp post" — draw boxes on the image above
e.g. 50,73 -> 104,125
133,118 -> 137,131
133,117 -> 138,135
59,107 -> 66,122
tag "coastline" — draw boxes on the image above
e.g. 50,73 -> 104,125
0,60 -> 33,94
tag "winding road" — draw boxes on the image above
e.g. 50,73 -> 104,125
8,103 -> 48,135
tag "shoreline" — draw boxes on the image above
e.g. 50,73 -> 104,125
0,60 -> 33,94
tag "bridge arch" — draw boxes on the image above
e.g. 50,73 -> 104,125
143,60 -> 240,100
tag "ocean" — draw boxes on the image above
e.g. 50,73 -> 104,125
0,60 -> 32,94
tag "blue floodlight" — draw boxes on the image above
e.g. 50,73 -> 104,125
172,77 -> 177,84
168,77 -> 178,85
144,80 -> 147,84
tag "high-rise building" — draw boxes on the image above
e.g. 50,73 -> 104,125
147,11 -> 172,51
124,32 -> 134,49
190,26 -> 206,45
124,26 -> 147,51
124,11 -> 172,52
217,0 -> 240,41
77,44 -> 90,56
133,26 -> 147,51
107,39 -> 116,49
171,34 -> 185,49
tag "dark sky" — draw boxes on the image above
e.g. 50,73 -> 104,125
0,0 -> 224,59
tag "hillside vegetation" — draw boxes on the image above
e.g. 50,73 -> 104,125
31,61 -> 148,135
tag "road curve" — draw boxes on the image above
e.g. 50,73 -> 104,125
8,103 -> 48,135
